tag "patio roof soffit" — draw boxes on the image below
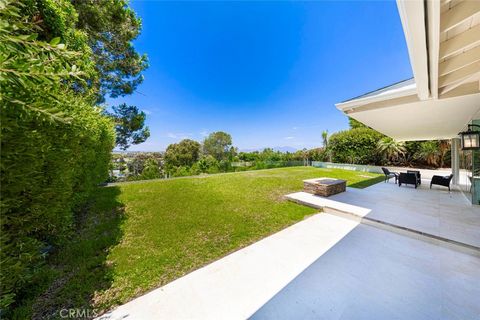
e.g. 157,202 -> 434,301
437,0 -> 480,97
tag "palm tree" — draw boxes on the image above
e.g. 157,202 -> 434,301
438,140 -> 450,168
415,140 -> 450,168
321,130 -> 328,148
376,137 -> 406,164
321,130 -> 332,162
415,141 -> 441,167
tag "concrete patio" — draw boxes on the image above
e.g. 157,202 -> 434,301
251,222 -> 480,320
287,178 -> 480,251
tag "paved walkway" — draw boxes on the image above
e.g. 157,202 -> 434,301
99,214 -> 359,320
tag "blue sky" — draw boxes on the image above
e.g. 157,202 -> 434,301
109,0 -> 412,151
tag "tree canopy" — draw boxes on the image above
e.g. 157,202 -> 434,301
203,131 -> 233,161
71,0 -> 148,102
165,139 -> 202,169
21,0 -> 151,150
109,103 -> 150,150
348,117 -> 368,129
328,127 -> 384,164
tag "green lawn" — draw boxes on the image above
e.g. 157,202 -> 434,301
24,167 -> 382,318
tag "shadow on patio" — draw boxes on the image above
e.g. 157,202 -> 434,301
250,219 -> 480,320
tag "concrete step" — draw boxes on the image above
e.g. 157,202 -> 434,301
323,207 -> 480,257
285,192 -> 480,257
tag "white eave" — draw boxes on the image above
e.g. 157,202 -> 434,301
336,79 -> 417,112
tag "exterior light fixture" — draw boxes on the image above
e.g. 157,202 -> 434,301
459,124 -> 480,150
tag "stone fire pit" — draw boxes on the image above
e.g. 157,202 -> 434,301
303,178 -> 347,197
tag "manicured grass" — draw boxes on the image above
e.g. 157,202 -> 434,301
27,167 -> 382,318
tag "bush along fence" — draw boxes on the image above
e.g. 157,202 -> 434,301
0,2 -> 115,312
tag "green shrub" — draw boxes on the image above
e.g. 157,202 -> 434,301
218,160 -> 233,172
0,1 -> 115,312
307,148 -> 328,161
254,161 -> 267,170
328,128 -> 384,165
190,163 -> 202,175
172,166 -> 192,177
198,155 -> 219,173
139,158 -> 162,180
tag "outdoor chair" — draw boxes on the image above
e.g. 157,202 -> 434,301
430,174 -> 453,191
381,167 -> 398,183
398,172 -> 418,188
407,170 -> 421,185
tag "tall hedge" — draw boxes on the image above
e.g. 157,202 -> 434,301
0,1 -> 115,311
328,127 -> 385,165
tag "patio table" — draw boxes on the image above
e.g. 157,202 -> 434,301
407,170 -> 421,185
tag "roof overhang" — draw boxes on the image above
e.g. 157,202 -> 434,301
341,87 -> 480,141
337,78 -> 418,113
335,0 -> 480,141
